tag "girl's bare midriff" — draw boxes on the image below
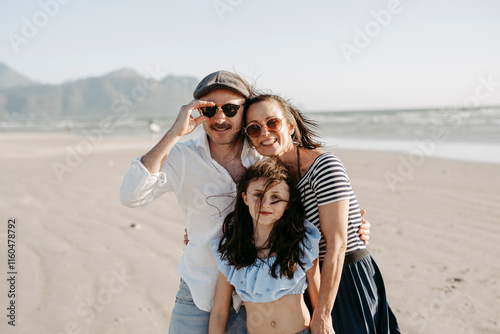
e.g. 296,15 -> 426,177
245,294 -> 310,334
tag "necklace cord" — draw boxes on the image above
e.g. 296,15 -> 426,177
297,146 -> 302,180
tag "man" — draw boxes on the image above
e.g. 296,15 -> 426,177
120,71 -> 256,333
119,71 -> 369,333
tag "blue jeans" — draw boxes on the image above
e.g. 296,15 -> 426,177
168,278 -> 248,334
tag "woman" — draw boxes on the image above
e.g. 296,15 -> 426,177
243,94 -> 400,334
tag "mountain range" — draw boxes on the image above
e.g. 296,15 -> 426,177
0,63 -> 198,120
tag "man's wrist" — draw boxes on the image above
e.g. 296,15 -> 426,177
166,127 -> 184,141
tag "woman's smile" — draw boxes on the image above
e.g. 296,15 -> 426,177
260,138 -> 277,146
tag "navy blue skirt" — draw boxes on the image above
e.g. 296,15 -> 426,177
330,249 -> 401,334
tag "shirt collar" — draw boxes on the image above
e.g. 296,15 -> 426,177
194,132 -> 211,157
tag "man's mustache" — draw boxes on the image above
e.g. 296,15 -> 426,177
211,123 -> 232,130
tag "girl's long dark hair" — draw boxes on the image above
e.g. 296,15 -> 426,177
218,158 -> 307,279
243,94 -> 323,149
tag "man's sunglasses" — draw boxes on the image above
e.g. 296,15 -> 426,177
199,103 -> 244,118
244,118 -> 283,138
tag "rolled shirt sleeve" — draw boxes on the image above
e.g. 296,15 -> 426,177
119,157 -> 173,207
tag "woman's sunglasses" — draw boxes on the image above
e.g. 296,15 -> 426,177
244,118 -> 283,138
199,103 -> 244,118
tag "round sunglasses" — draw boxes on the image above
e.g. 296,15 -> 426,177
244,118 -> 283,138
199,103 -> 244,118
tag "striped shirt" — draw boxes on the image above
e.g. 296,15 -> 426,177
297,152 -> 365,261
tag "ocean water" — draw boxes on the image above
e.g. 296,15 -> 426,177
311,107 -> 500,164
2,107 -> 500,164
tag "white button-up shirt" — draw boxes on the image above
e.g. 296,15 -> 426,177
119,133 -> 261,311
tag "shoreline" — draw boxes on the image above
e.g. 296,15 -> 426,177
3,131 -> 500,165
324,136 -> 500,165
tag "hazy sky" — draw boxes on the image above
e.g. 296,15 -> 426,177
1,0 -> 499,111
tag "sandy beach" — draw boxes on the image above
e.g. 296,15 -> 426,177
1,133 -> 499,334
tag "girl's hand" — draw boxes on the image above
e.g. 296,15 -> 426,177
183,228 -> 189,245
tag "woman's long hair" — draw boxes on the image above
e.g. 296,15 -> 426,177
243,94 -> 323,149
218,158 -> 307,279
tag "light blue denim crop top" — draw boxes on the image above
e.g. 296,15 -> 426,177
209,220 -> 320,303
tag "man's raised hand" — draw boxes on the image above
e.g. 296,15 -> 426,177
171,100 -> 214,137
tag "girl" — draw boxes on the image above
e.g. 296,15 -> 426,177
209,158 -> 321,334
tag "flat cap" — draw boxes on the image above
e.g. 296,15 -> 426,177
193,70 -> 250,99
